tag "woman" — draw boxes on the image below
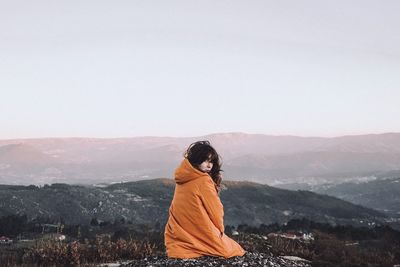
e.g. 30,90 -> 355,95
164,141 -> 246,258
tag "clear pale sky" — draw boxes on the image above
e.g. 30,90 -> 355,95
1,0 -> 399,139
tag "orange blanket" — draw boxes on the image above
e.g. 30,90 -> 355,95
164,158 -> 246,258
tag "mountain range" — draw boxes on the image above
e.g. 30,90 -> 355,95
308,177 -> 400,216
0,178 -> 384,228
1,132 -> 400,185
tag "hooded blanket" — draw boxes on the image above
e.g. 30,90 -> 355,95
164,158 -> 246,258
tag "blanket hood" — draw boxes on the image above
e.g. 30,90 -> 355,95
174,158 -> 209,184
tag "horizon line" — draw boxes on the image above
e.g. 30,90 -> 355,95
0,131 -> 399,141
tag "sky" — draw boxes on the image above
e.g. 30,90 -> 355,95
1,0 -> 399,139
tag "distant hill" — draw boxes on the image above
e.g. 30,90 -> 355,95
310,177 -> 400,216
1,132 -> 400,185
0,143 -> 57,164
0,178 -> 384,227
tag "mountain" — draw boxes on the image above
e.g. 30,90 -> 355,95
0,143 -> 57,164
226,151 -> 400,184
309,177 -> 400,216
0,143 -> 62,185
1,132 -> 400,185
0,179 -> 384,227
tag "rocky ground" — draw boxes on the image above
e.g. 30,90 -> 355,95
101,252 -> 311,267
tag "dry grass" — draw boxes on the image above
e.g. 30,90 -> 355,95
21,235 -> 158,265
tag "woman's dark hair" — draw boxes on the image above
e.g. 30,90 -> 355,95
185,140 -> 222,186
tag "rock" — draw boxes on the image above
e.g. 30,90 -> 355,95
114,252 -> 311,267
280,256 -> 311,262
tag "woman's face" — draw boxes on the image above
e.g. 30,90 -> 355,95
197,158 -> 213,173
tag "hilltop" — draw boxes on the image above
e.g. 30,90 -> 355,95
0,178 -> 384,227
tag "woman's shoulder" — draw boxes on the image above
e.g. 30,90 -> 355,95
177,175 -> 213,191
195,174 -> 214,185
194,175 -> 220,194
185,174 -> 211,190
